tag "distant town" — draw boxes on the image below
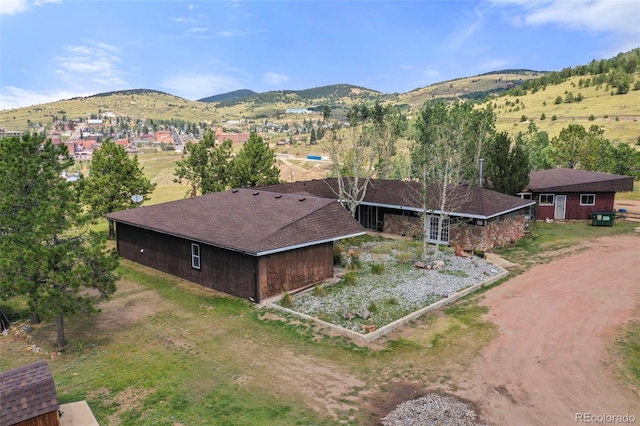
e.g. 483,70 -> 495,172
0,107 -> 331,161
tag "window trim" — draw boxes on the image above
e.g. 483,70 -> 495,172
539,194 -> 554,205
191,243 -> 201,269
580,193 -> 596,206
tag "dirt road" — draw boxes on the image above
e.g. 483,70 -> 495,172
455,234 -> 640,425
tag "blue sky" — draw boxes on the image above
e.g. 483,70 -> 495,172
1,0 -> 638,109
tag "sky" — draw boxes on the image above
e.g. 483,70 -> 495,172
1,0 -> 639,110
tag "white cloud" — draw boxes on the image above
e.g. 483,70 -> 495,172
55,41 -> 127,87
262,72 -> 289,86
490,0 -> 640,34
161,73 -> 245,100
188,27 -> 208,33
0,0 -> 28,14
445,6 -> 488,49
0,0 -> 61,14
0,86 -> 90,110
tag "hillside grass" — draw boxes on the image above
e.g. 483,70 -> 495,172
491,74 -> 640,144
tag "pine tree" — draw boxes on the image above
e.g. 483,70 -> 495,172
0,134 -> 118,349
174,131 -> 233,196
228,133 -> 280,188
80,139 -> 156,237
484,131 -> 531,196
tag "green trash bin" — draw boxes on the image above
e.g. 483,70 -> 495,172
591,211 -> 615,226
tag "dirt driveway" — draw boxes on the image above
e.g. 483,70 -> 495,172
454,233 -> 640,425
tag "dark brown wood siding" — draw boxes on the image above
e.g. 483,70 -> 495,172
258,242 -> 334,300
13,411 -> 60,426
115,223 -> 256,300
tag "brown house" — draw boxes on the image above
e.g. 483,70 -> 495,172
522,169 -> 634,220
0,361 -> 60,426
258,179 -> 536,251
107,189 -> 365,302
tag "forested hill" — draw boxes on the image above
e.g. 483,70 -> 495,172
198,89 -> 257,103
204,84 -> 382,108
87,89 -> 180,99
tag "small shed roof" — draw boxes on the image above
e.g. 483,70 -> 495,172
0,360 -> 60,426
258,179 -> 534,219
525,169 -> 634,193
107,189 -> 365,256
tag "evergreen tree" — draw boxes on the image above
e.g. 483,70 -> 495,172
484,131 -> 531,195
80,139 -> 156,238
228,133 -> 280,188
0,134 -> 118,349
174,131 -> 233,196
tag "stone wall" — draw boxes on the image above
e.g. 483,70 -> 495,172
382,213 -> 527,251
383,213 -> 423,238
451,215 -> 526,251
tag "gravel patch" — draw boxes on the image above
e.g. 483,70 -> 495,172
381,393 -> 486,426
281,251 -> 503,332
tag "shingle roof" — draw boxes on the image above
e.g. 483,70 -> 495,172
107,189 -> 365,255
0,361 -> 59,426
525,168 -> 634,193
258,179 -> 534,219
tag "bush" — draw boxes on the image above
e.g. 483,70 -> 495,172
473,249 -> 485,258
333,244 -> 345,267
348,252 -> 362,270
395,252 -> 414,264
341,271 -> 358,286
370,263 -> 385,274
312,285 -> 328,297
280,292 -> 294,308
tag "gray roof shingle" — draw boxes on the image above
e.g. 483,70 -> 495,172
0,361 -> 59,426
107,189 -> 365,255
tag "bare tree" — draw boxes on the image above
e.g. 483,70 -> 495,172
324,124 -> 377,216
411,102 -> 492,259
324,102 -> 407,216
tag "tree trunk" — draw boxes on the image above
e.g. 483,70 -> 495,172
56,315 -> 65,350
108,220 -> 116,239
30,312 -> 40,324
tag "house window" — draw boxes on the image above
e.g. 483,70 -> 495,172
539,194 -> 554,205
580,194 -> 596,206
429,216 -> 450,244
191,243 -> 201,269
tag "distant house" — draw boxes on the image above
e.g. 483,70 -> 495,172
258,179 -> 535,251
521,168 -> 634,220
87,119 -> 103,127
285,108 -> 312,114
154,131 -> 172,143
215,128 -> 251,144
107,189 -> 365,302
0,128 -> 23,138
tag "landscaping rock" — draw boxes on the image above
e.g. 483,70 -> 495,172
381,393 -> 485,426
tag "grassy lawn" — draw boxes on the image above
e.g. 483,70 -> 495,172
0,258 -> 498,425
495,219 -> 640,271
